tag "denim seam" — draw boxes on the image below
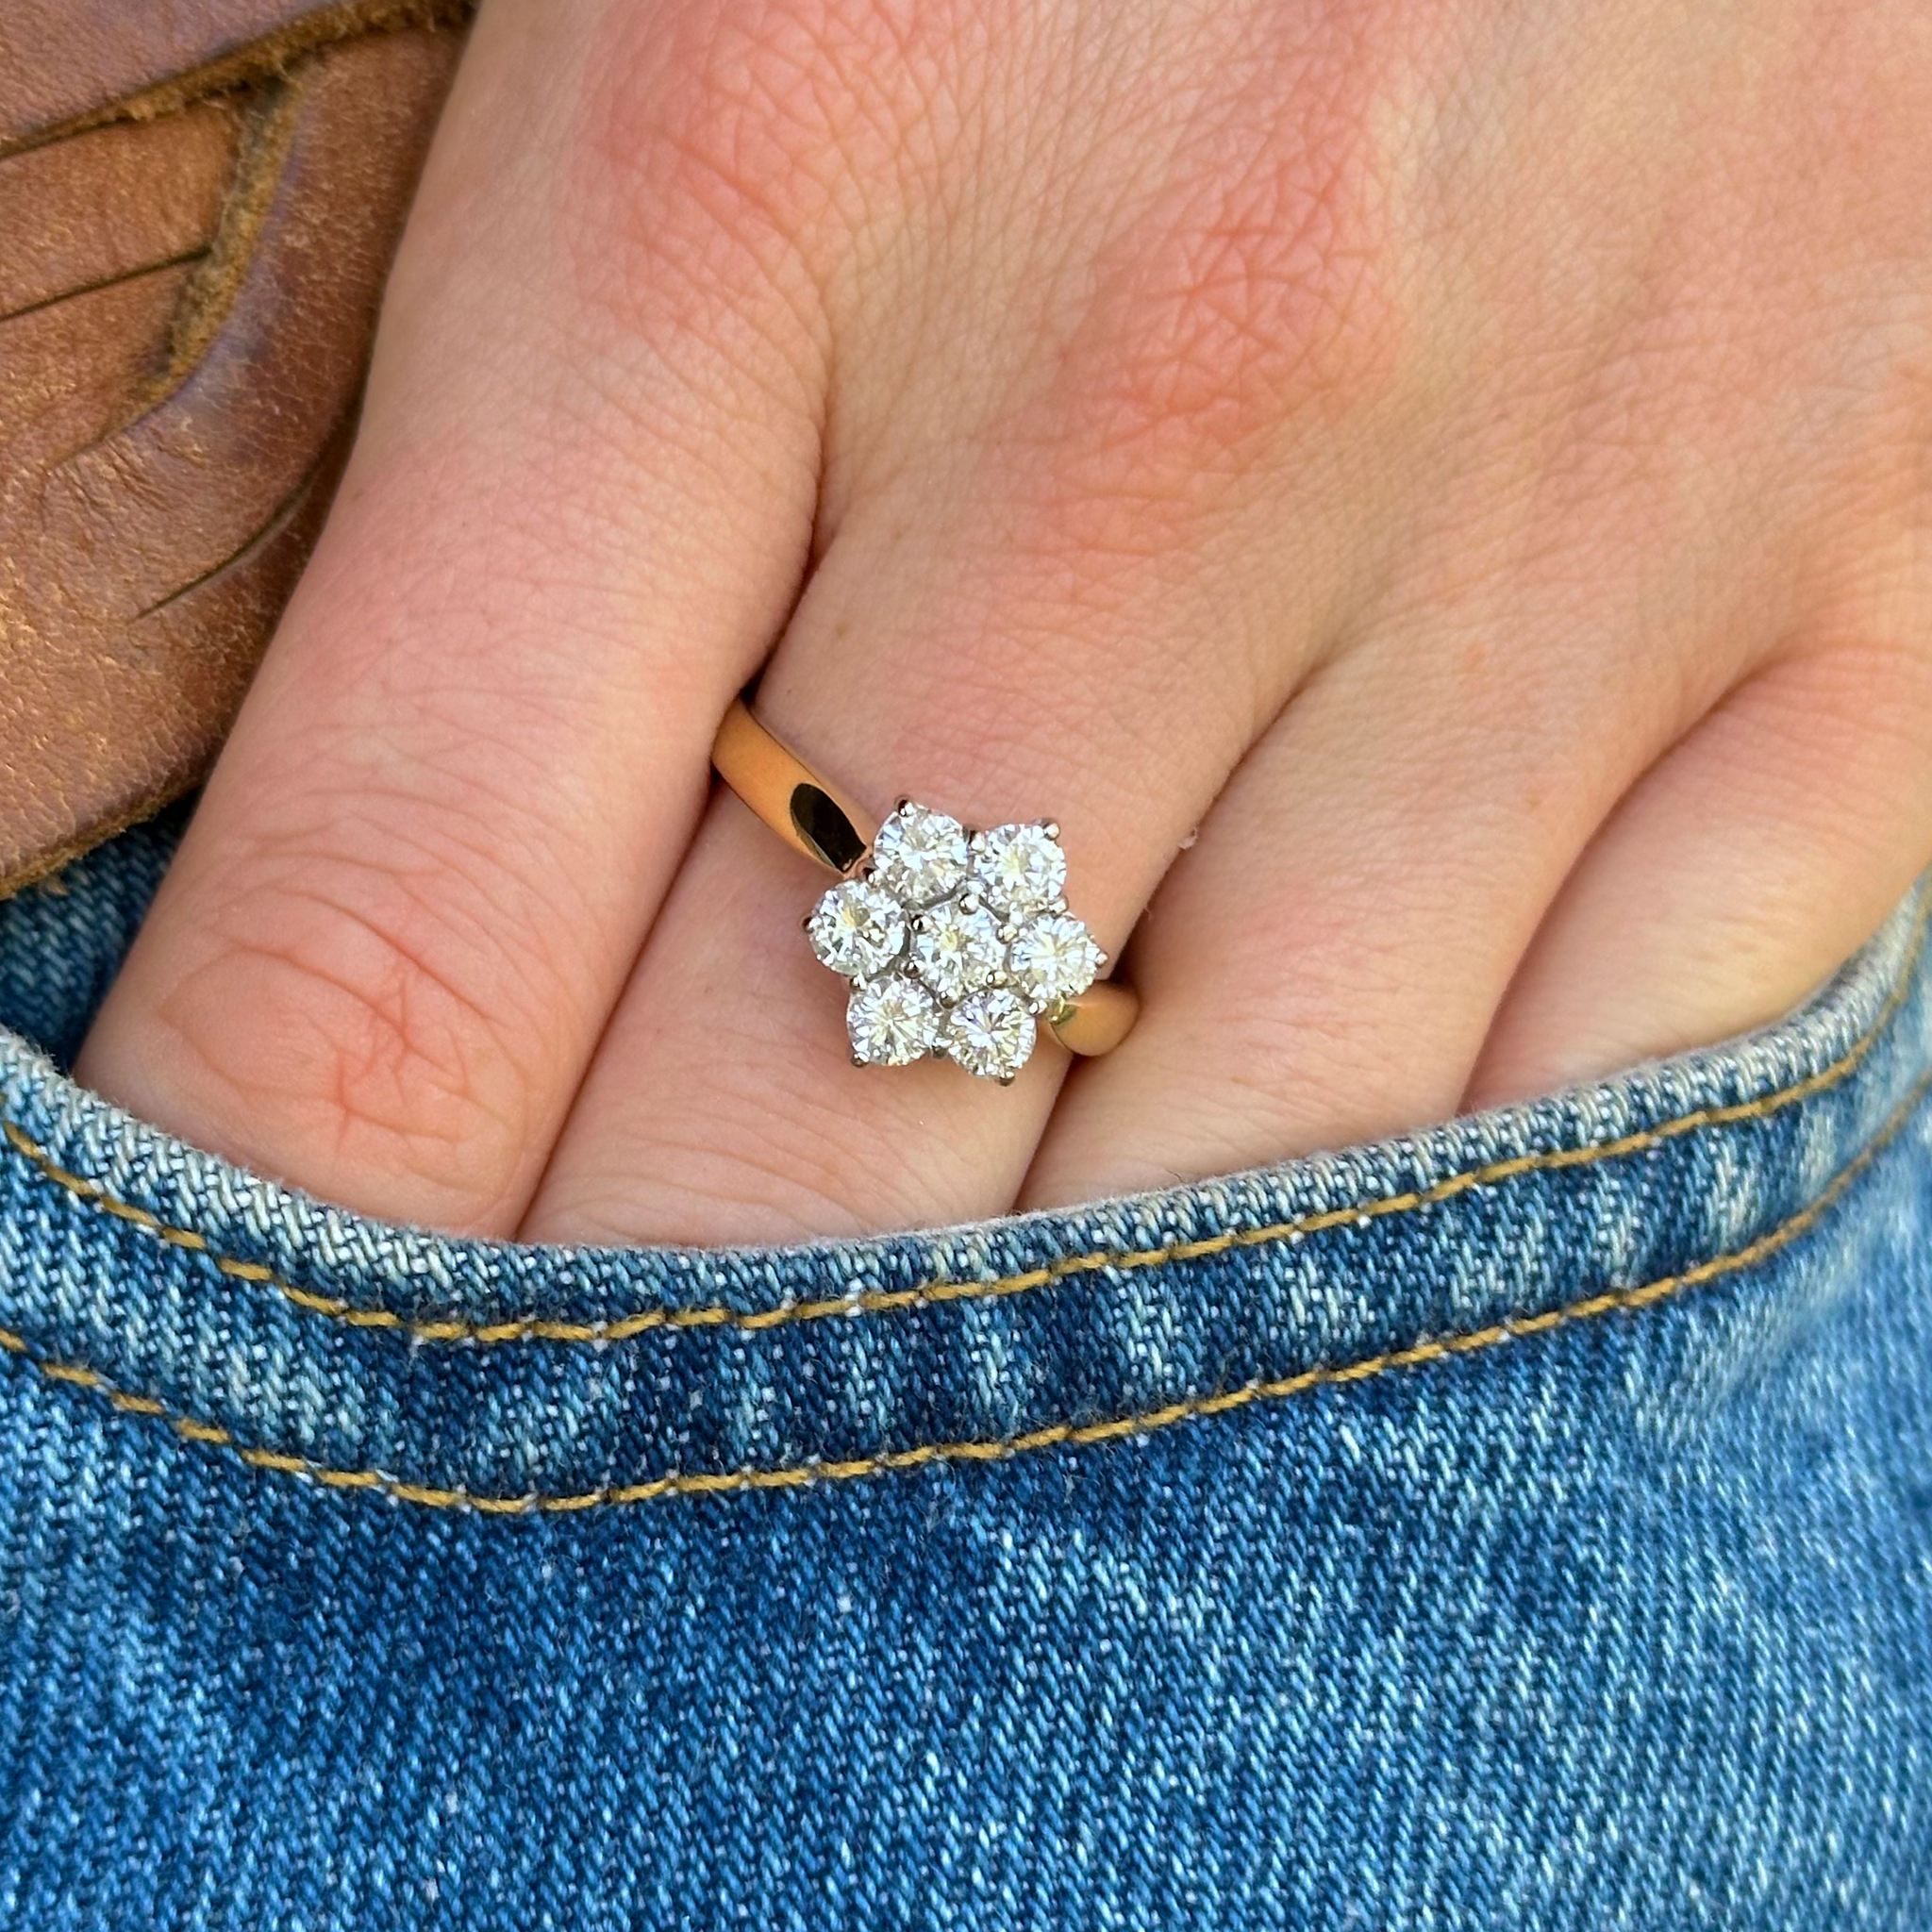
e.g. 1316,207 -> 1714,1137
2,894 -> 1926,1343
4,1066 -> 1925,1513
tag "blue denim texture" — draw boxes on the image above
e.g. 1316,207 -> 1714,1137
0,810 -> 1927,1930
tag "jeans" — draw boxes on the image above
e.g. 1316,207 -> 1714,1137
0,801 -> 1927,1931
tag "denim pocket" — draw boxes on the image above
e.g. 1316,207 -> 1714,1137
1,811 -> 1928,1931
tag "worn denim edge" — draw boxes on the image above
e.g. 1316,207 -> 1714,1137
0,884 -> 1925,1507
1,1032 -> 1925,1512
0,878 -> 1924,1331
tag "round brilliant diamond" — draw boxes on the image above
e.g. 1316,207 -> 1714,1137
1008,911 -> 1102,1011
806,879 -> 907,981
870,804 -> 971,906
943,986 -> 1036,1080
975,822 -> 1067,919
912,900 -> 1005,1001
848,974 -> 939,1065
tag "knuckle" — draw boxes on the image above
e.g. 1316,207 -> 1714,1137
546,0 -> 959,426
151,843 -> 556,1228
1115,158 -> 1383,448
575,0 -> 924,280
1040,33 -> 1402,511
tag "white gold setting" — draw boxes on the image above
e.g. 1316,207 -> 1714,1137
807,801 -> 1106,1082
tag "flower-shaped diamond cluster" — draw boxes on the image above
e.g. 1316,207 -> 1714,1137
806,802 -> 1104,1081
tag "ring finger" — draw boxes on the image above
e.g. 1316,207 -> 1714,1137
516,396 -> 1368,1243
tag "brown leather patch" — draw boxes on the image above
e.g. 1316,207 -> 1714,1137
0,3 -> 470,894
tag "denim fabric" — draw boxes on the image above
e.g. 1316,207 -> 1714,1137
0,813 -> 1927,1930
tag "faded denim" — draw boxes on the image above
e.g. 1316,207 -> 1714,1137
0,802 -> 1928,1930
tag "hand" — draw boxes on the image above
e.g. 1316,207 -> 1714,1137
73,0 -> 1932,1243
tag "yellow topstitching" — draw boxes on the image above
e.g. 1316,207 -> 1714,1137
1,895 -> 1924,1348
1,1068 -> 1924,1512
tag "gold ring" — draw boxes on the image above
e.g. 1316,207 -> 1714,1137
710,699 -> 1138,1082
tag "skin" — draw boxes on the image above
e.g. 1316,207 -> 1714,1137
73,0 -> 1932,1246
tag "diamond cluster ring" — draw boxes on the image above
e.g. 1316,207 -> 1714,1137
710,699 -> 1139,1081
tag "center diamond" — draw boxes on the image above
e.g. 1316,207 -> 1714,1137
912,900 -> 1004,1001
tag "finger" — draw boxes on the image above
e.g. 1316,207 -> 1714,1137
72,0 -> 832,1234
1014,144 -> 1916,1215
515,421 -> 1375,1244
514,537 -> 1261,1242
1016,625 -> 1659,1208
1464,637 -> 1932,1108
